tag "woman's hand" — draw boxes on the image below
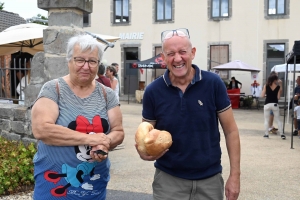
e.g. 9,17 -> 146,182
88,132 -> 111,149
90,144 -> 109,162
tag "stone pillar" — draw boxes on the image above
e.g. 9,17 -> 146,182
25,0 -> 92,106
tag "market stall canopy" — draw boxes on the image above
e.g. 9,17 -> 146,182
0,23 -> 120,56
212,60 -> 261,72
271,63 -> 300,72
131,54 -> 167,69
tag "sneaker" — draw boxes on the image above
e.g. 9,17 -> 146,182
293,130 -> 298,136
281,135 -> 286,140
263,134 -> 269,138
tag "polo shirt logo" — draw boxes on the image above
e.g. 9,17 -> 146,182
198,100 -> 203,106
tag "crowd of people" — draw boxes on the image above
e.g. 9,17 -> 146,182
9,28 -> 297,200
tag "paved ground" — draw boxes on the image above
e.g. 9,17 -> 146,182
106,101 -> 300,200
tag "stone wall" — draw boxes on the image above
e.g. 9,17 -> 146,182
0,0 -> 94,144
0,103 -> 36,144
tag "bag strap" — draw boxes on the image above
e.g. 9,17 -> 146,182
100,83 -> 108,108
55,79 -> 60,102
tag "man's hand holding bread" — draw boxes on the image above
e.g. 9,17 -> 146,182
135,122 -> 172,161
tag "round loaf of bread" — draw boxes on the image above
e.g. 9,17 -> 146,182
135,122 -> 154,154
135,122 -> 172,156
144,129 -> 172,156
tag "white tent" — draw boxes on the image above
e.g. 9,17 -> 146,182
270,63 -> 300,124
271,63 -> 300,72
212,60 -> 261,72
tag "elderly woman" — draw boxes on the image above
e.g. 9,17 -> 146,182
31,34 -> 124,200
261,73 -> 285,139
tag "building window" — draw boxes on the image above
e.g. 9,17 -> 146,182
211,0 -> 229,18
83,13 -> 90,27
155,46 -> 162,55
114,0 -> 129,23
156,0 -> 172,21
268,0 -> 285,15
210,45 -> 229,79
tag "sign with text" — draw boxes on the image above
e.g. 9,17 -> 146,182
130,54 -> 167,69
119,32 -> 144,40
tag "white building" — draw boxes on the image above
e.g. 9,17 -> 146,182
84,0 -> 299,98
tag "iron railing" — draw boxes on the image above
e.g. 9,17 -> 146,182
0,58 -> 31,104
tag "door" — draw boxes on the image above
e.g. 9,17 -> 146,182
266,43 -> 285,97
124,47 -> 138,95
267,60 -> 286,97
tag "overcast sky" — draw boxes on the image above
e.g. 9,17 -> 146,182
1,0 -> 48,20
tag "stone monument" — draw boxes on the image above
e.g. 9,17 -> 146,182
25,0 -> 93,106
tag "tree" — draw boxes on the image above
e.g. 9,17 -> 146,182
0,2 -> 4,10
27,14 -> 48,25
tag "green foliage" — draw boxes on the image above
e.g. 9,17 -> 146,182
27,14 -> 48,25
243,96 -> 254,108
0,136 -> 37,195
0,2 -> 4,10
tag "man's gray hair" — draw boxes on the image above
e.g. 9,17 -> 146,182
161,35 -> 192,53
66,34 -> 105,62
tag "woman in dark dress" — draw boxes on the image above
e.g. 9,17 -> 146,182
261,74 -> 286,139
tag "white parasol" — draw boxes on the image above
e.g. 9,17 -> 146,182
212,60 -> 261,72
0,23 -> 120,56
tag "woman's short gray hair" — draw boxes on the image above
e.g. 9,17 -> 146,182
66,34 -> 105,62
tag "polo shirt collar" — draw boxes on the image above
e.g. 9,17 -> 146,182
162,64 -> 202,87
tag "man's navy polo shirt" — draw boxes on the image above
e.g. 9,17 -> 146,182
294,86 -> 300,95
142,65 -> 231,180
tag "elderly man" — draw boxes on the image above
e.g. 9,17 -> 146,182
135,28 -> 240,200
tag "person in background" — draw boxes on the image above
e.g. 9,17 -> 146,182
15,52 -> 33,81
261,73 -> 285,139
292,76 -> 300,135
294,99 -> 300,138
31,34 -> 124,200
135,28 -> 240,200
106,66 -> 119,103
16,54 -> 33,105
96,63 -> 111,88
228,76 -> 242,89
106,65 -> 125,150
111,62 -> 120,95
268,71 -> 282,134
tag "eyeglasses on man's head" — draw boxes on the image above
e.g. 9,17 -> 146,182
73,57 -> 100,68
161,28 -> 190,42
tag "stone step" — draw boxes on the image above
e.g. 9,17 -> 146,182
119,94 -> 136,103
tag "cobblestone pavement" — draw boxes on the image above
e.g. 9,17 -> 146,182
1,102 -> 299,200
